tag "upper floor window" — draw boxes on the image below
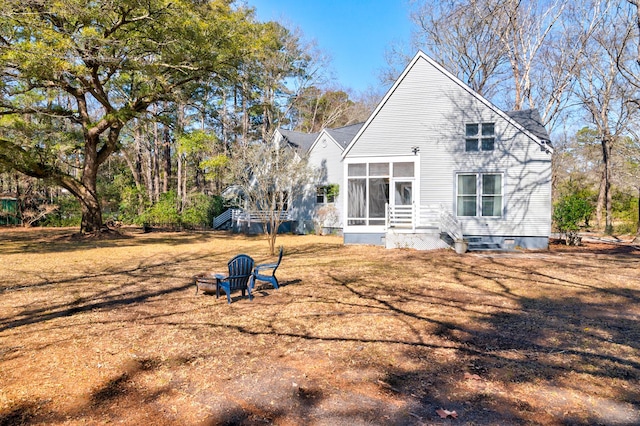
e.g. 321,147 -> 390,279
465,123 -> 495,152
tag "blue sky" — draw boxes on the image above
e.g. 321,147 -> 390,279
248,0 -> 412,94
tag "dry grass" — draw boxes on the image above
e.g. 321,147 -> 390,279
1,227 -> 639,425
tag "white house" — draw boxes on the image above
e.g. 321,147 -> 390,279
342,51 -> 553,251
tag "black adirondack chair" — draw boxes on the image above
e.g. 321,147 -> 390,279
252,246 -> 283,291
213,254 -> 255,304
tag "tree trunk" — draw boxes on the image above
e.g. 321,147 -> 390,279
163,126 -> 171,193
177,154 -> 183,206
80,191 -> 103,233
634,186 -> 640,243
596,171 -> 605,228
153,118 -> 161,201
265,213 -> 278,256
182,160 -> 188,209
79,129 -> 103,233
602,136 -> 613,234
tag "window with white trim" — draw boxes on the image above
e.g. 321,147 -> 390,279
316,185 -> 337,204
456,173 -> 503,217
316,187 -> 327,204
465,123 -> 495,152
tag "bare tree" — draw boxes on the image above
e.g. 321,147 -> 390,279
532,0 -> 607,129
571,2 -> 638,233
230,141 -> 316,255
407,0 -> 509,100
486,0 -> 566,110
621,0 -> 640,99
404,0 -> 596,130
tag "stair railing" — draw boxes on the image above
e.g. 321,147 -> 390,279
439,204 -> 463,241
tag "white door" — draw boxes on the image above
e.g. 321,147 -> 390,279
394,181 -> 413,206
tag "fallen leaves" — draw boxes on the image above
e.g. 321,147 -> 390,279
464,372 -> 482,381
436,408 -> 458,419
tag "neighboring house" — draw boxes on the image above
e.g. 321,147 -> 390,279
342,51 -> 553,251
216,128 -> 320,234
295,123 -> 364,234
274,128 -> 319,154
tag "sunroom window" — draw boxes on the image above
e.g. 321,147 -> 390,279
347,161 -> 415,226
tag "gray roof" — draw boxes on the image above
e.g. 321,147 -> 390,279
506,109 -> 551,143
278,129 -> 319,153
325,122 -> 365,149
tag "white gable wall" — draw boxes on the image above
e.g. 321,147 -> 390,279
344,53 -> 552,241
308,133 -> 345,229
289,132 -> 346,233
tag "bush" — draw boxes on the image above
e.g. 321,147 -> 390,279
116,180 -> 149,224
553,194 -> 594,245
211,195 -> 226,218
181,193 -> 215,228
138,191 -> 180,226
611,190 -> 638,235
41,195 -> 81,227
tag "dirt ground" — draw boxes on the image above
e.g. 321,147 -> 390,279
0,228 -> 639,425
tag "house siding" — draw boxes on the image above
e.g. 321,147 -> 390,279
343,53 -> 552,246
308,135 -> 345,229
290,133 -> 346,234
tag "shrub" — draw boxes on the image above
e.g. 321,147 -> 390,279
181,193 -> 215,229
41,195 -> 81,227
211,195 -> 226,218
118,185 -> 148,224
553,194 -> 594,245
139,191 -> 180,226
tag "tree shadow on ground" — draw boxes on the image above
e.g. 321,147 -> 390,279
0,282 -> 193,333
319,252 -> 640,425
0,228 -> 221,255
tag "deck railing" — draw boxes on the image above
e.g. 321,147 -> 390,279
213,208 -> 235,229
213,208 -> 293,229
232,209 -> 292,223
386,203 -> 462,241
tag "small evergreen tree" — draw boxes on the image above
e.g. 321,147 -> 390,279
553,194 -> 594,245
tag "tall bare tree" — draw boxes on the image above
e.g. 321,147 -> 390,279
404,0 -> 598,130
572,1 -> 638,233
408,0 -> 509,100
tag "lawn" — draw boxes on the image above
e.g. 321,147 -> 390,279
1,228 -> 639,425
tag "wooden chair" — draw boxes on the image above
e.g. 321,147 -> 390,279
252,246 -> 283,291
195,254 -> 254,304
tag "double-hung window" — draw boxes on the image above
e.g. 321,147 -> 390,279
465,123 -> 495,152
457,173 -> 503,217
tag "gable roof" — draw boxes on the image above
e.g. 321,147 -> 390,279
506,109 -> 551,144
343,51 -> 553,157
324,122 -> 365,149
277,128 -> 319,153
